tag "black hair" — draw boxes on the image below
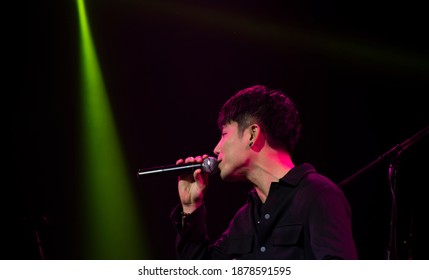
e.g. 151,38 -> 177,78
217,85 -> 301,155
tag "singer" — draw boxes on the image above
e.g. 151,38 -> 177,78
171,85 -> 358,259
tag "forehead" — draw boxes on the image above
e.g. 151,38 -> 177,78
221,121 -> 239,131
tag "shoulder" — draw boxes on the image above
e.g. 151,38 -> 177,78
290,163 -> 341,193
291,164 -> 350,208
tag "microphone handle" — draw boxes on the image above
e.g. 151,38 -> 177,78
137,162 -> 203,177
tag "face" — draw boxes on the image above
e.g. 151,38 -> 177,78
213,121 -> 250,181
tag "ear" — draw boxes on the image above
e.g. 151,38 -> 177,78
247,124 -> 263,149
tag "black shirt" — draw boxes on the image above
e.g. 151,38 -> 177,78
171,163 -> 358,259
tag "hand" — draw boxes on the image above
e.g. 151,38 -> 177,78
176,155 -> 209,213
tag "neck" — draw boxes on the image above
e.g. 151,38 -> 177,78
247,148 -> 294,203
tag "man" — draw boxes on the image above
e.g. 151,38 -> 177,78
171,85 -> 358,259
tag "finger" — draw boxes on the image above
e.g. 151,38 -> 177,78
176,158 -> 184,165
195,155 -> 203,163
184,156 -> 195,163
202,154 -> 209,159
194,169 -> 205,185
195,168 -> 209,184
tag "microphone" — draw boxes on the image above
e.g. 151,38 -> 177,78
137,157 -> 219,178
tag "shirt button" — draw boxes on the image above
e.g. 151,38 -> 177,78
260,246 -> 266,253
264,213 -> 271,220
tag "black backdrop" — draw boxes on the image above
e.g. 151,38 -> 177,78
16,0 -> 428,260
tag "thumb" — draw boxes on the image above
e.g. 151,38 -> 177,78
194,169 -> 207,186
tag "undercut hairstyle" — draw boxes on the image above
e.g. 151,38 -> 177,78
217,85 -> 301,155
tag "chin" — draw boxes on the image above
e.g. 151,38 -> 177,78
219,171 -> 228,181
220,170 -> 232,181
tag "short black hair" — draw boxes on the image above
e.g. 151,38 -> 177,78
217,85 -> 301,155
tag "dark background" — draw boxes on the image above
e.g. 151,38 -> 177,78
15,0 -> 428,259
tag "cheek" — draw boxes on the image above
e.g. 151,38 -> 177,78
223,139 -> 235,155
224,141 -> 244,161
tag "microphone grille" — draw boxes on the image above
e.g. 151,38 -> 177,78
201,157 -> 219,174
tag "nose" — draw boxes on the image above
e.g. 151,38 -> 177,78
213,141 -> 220,156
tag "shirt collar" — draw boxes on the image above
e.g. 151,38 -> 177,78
279,163 -> 317,186
248,163 -> 317,203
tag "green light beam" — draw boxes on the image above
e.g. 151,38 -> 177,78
77,0 -> 148,259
